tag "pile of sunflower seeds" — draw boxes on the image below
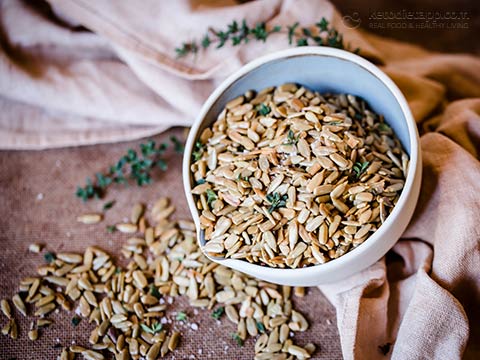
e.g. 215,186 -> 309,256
190,84 -> 409,268
1,199 -> 315,360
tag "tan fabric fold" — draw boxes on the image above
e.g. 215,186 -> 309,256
1,0 -> 479,359
321,100 -> 480,359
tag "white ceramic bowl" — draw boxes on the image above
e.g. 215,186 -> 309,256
183,47 -> 421,286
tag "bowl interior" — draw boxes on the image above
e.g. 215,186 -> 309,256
197,54 -> 411,155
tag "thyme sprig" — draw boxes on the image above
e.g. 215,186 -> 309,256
231,332 -> 244,346
285,129 -> 300,145
256,103 -> 271,116
211,306 -> 224,320
44,252 -> 56,263
206,189 -> 217,207
140,322 -> 162,334
71,316 -> 81,327
266,192 -> 288,213
192,141 -> 205,162
149,284 -> 161,299
378,123 -> 391,132
176,311 -> 187,321
256,321 -> 266,333
175,17 -> 359,58
76,136 -> 183,202
353,161 -> 370,180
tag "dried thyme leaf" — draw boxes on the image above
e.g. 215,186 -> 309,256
285,129 -> 299,145
176,312 -> 187,321
256,321 -> 266,333
71,316 -> 81,327
211,307 -> 224,320
170,136 -> 185,154
266,192 -> 287,213
378,123 -> 391,132
353,161 -> 370,180
103,200 -> 115,211
140,322 -> 162,334
256,103 -> 271,116
231,332 -> 244,346
192,141 -> 205,162
149,284 -> 161,299
44,252 -> 55,264
206,189 -> 217,206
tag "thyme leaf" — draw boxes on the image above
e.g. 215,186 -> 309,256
285,129 -> 300,145
192,141 -> 205,162
256,103 -> 271,116
149,284 -> 161,299
103,200 -> 115,211
353,161 -> 370,180
44,252 -> 56,263
378,123 -> 391,132
231,332 -> 244,346
211,307 -> 224,320
256,321 -> 266,333
266,192 -> 288,213
176,311 -> 187,321
206,189 -> 217,206
140,322 -> 162,334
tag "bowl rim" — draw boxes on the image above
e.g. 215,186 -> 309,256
182,46 -> 420,277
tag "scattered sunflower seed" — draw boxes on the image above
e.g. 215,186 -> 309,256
12,294 -> 27,316
76,213 -> 102,224
1,299 -> 12,319
4,196 -> 314,359
28,243 -> 42,253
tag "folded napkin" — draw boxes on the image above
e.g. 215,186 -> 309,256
1,0 -> 479,359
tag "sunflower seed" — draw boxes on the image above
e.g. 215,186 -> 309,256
246,317 -> 258,337
28,328 -> 38,341
57,253 -> 83,264
34,303 -> 56,316
28,243 -> 42,253
146,342 -> 161,360
1,299 -> 11,319
168,331 -> 180,351
77,214 -> 102,224
287,344 -> 311,359
35,294 -> 55,308
37,319 -> 52,327
12,294 -> 27,316
81,350 -> 105,360
116,223 -> 138,233
9,319 -> 18,339
131,203 -> 145,224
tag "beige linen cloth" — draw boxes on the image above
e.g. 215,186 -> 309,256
1,0 -> 479,359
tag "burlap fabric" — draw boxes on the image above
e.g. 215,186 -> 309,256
0,128 -> 342,359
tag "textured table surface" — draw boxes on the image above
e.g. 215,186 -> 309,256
0,129 -> 342,359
